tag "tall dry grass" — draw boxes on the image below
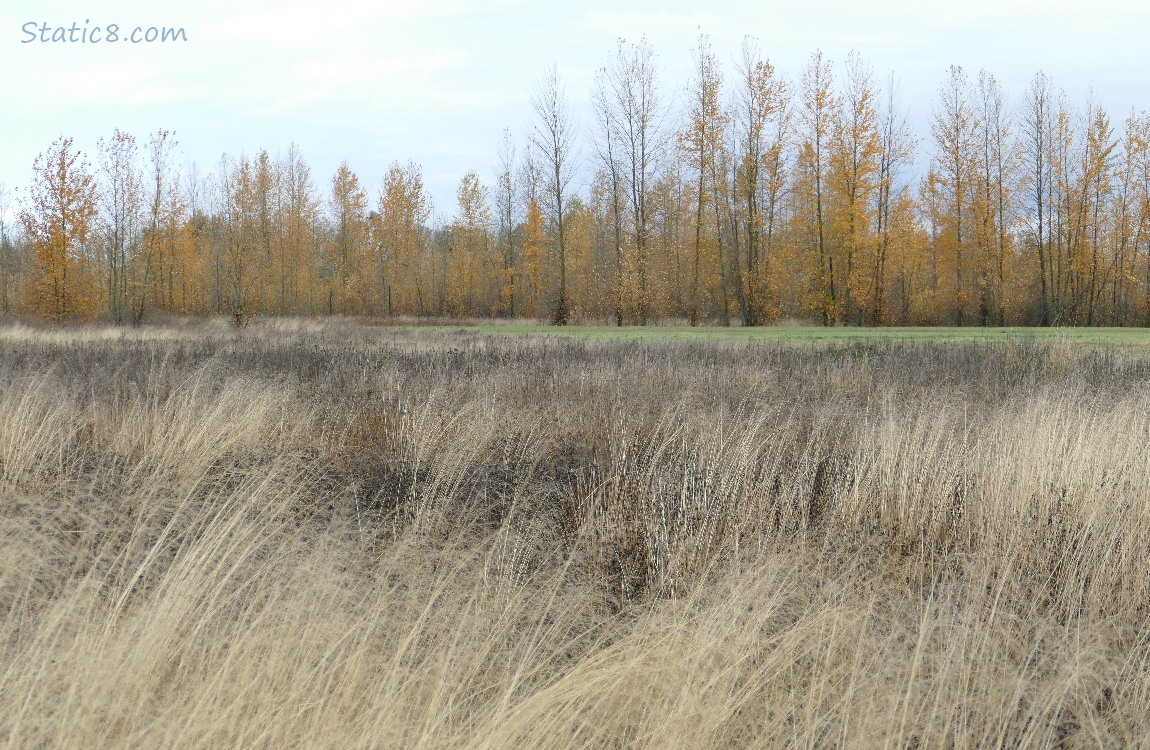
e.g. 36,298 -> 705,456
2,319 -> 1150,747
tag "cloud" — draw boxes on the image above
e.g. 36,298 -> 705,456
5,0 -> 1150,210
45,65 -> 204,105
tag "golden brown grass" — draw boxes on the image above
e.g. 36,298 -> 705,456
2,318 -> 1149,748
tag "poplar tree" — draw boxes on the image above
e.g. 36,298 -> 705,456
20,137 -> 98,321
494,129 -> 520,317
732,38 -> 790,325
97,129 -> 142,324
328,162 -> 369,314
680,34 -> 726,325
530,63 -> 578,325
829,52 -> 881,325
595,37 -> 665,325
930,65 -> 977,324
797,51 -> 838,323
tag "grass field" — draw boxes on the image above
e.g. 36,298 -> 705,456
2,318 -> 1150,747
425,322 -> 1150,345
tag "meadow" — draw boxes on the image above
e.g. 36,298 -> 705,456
2,318 -> 1150,748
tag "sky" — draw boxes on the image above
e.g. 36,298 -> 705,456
3,0 -> 1150,221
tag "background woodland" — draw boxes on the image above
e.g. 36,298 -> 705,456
3,38 -> 1149,327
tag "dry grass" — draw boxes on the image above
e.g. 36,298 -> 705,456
2,318 -> 1150,748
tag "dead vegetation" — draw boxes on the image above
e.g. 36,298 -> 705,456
1,318 -> 1149,748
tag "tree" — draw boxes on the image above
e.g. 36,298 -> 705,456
376,161 -> 432,315
0,182 -> 13,315
494,129 -> 520,316
595,37 -> 666,324
1110,112 -> 1146,324
561,194 -> 596,318
252,150 -> 278,314
519,197 -> 548,316
20,137 -> 99,321
1074,99 -> 1116,325
732,38 -> 790,325
448,171 -> 493,315
182,161 -> 214,314
1131,113 -> 1150,325
1047,91 -> 1076,321
797,51 -> 838,323
679,34 -> 727,325
216,154 -> 256,322
328,162 -> 369,314
871,72 -> 917,324
591,66 -> 628,325
929,65 -> 977,324
97,129 -> 143,324
828,52 -> 881,325
1020,72 -> 1054,324
278,143 -> 320,314
530,63 -> 578,325
136,130 -> 181,323
649,160 -> 690,316
972,71 -> 1016,325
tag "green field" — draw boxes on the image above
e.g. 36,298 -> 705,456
421,323 -> 1150,344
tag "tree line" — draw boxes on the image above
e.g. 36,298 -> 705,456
5,37 -> 1150,326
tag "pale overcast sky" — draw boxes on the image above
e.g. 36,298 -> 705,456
2,0 -> 1149,218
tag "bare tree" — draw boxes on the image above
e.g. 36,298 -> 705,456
594,37 -> 666,325
530,63 -> 578,325
591,65 -> 627,325
974,71 -> 1015,326
873,72 -> 916,324
1020,72 -> 1053,325
136,130 -> 179,323
494,128 -> 519,317
98,129 -> 143,324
